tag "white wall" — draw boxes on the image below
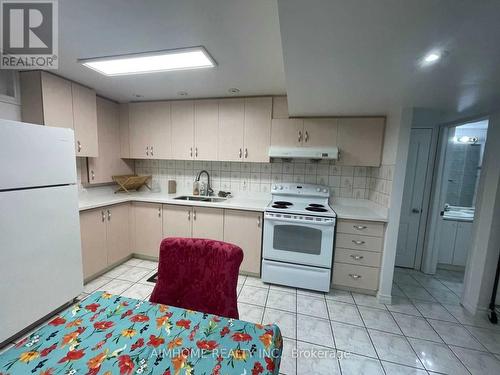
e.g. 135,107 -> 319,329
461,111 -> 500,313
0,101 -> 21,121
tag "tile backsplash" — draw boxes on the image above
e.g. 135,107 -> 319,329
135,159 -> 394,206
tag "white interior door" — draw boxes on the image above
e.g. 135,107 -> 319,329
395,129 -> 432,268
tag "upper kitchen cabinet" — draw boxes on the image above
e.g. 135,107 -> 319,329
129,101 -> 171,159
243,97 -> 272,162
218,98 -> 245,161
272,96 -> 289,118
194,99 -> 218,160
270,118 -> 304,147
85,97 -> 134,184
171,100 -> 194,160
118,104 -> 131,158
19,71 -> 98,157
71,83 -> 98,157
303,118 -> 338,147
337,117 -> 385,166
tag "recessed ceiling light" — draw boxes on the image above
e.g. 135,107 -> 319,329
228,88 -> 240,94
79,46 -> 216,76
424,52 -> 441,63
177,91 -> 188,96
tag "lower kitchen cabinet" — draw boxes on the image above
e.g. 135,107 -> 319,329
223,210 -> 263,275
80,203 -> 130,279
133,202 -> 163,258
162,204 -> 192,238
162,204 -> 224,241
106,204 -> 131,264
192,207 -> 224,240
80,208 -> 107,279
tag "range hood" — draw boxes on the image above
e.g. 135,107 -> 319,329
269,146 -> 339,160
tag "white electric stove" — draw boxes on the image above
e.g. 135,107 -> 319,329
262,183 -> 336,292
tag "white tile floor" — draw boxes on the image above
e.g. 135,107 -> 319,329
5,261 -> 500,374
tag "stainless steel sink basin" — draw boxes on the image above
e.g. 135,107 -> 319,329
174,195 -> 226,203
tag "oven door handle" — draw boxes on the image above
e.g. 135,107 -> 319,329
265,215 -> 335,226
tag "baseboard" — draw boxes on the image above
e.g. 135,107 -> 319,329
377,292 -> 392,305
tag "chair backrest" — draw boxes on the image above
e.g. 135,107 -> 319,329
149,237 -> 243,319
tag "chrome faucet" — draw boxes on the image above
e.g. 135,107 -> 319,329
195,170 -> 214,196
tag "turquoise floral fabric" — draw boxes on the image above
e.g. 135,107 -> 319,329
0,291 -> 282,375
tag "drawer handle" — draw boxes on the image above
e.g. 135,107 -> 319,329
349,273 -> 362,279
350,255 -> 364,260
352,240 -> 366,245
77,141 -> 82,153
353,225 -> 367,230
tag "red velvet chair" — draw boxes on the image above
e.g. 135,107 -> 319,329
149,237 -> 244,319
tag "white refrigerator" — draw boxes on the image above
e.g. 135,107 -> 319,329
0,120 -> 83,345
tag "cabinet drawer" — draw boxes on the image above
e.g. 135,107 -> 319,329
336,233 -> 383,252
333,263 -> 379,291
337,220 -> 384,237
334,248 -> 381,267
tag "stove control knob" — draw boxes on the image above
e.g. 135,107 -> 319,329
316,187 -> 321,192
322,188 -> 328,193
278,185 -> 283,190
272,185 -> 277,190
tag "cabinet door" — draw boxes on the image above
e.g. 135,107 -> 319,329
272,96 -> 289,119
118,104 -> 130,158
218,98 -> 245,161
88,97 -> 133,184
129,102 -> 151,159
71,83 -> 98,157
162,204 -> 192,238
192,207 -> 224,241
453,222 -> 472,266
224,210 -> 262,275
106,204 -> 131,265
270,118 -> 303,147
194,99 -> 218,160
171,100 -> 194,159
80,208 -> 107,279
133,202 -> 163,258
41,72 -> 74,129
437,220 -> 457,265
244,97 -> 272,162
149,101 -> 172,159
303,118 -> 338,148
337,118 -> 385,166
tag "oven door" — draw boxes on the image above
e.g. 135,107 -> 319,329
263,213 -> 334,268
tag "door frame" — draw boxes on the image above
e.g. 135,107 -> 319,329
422,116 -> 489,274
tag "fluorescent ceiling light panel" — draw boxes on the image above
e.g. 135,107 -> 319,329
79,47 -> 216,76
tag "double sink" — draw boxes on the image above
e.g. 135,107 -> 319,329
174,195 -> 227,203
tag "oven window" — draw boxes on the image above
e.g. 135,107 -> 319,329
273,225 -> 322,255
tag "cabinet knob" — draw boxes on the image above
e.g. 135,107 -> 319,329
353,225 -> 367,230
193,209 -> 196,220
244,148 -> 248,159
107,209 -> 111,221
146,146 -> 149,156
305,131 -> 309,142
188,210 -> 191,221
239,148 -> 242,158
412,208 -> 420,214
190,147 -> 193,157
77,141 -> 82,152
91,170 -> 95,180
101,210 -> 105,222
151,146 -> 154,156
158,207 -> 161,217
257,215 -> 261,227
195,147 -> 198,157
350,254 -> 364,260
349,273 -> 362,279
352,240 -> 366,245
298,131 -> 302,142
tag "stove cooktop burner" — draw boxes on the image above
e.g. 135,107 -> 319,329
305,206 -> 328,212
274,201 -> 293,206
308,203 -> 325,208
272,204 -> 289,209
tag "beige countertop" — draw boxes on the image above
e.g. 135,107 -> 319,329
79,187 -> 388,222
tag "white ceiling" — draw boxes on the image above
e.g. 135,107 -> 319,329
57,0 -> 500,118
57,0 -> 285,102
277,0 -> 500,117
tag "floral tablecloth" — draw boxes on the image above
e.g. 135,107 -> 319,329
0,291 -> 282,375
